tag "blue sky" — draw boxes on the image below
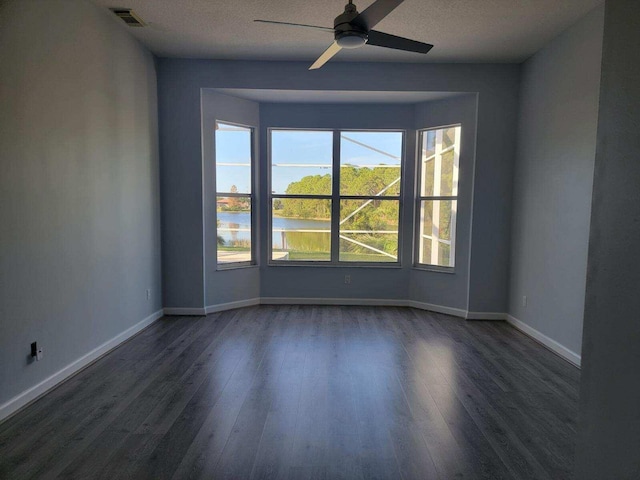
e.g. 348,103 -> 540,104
215,125 -> 402,195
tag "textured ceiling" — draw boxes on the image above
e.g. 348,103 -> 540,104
92,0 -> 602,63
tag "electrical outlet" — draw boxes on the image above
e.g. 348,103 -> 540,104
522,295 -> 527,307
344,275 -> 351,285
146,289 -> 151,300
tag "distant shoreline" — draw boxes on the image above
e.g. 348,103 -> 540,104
272,212 -> 330,222
217,209 -> 331,222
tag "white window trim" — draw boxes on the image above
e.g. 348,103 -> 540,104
215,120 -> 257,270
415,124 -> 461,271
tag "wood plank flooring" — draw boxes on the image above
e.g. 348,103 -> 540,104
0,306 -> 581,479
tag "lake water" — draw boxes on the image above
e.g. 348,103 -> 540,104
217,211 -> 329,249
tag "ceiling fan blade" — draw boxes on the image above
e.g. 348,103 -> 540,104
353,0 -> 404,30
367,30 -> 433,54
309,42 -> 342,70
254,19 -> 334,32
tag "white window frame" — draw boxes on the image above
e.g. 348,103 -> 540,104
415,125 -> 461,271
268,128 -> 405,267
215,120 -> 256,270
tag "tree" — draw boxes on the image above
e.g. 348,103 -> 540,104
280,167 -> 400,228
228,185 -> 240,210
223,185 -> 249,211
281,174 -> 332,219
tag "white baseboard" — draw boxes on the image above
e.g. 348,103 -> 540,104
163,307 -> 206,316
260,297 -> 408,307
407,300 -> 468,319
205,298 -> 260,314
506,314 -> 581,367
0,309 -> 164,422
466,311 -> 508,320
169,297 -> 470,319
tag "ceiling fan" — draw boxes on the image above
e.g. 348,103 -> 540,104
255,0 -> 433,70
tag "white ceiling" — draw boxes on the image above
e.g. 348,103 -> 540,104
92,0 -> 602,63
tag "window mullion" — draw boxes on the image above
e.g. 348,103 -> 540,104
331,130 -> 341,263
431,129 -> 443,265
271,194 -> 332,200
448,127 -> 461,268
417,132 -> 425,264
250,127 -> 256,265
218,192 -> 251,197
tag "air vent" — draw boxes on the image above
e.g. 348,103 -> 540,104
110,8 -> 146,27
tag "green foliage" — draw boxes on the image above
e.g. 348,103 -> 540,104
280,174 -> 332,219
280,197 -> 331,220
278,167 -> 401,258
282,231 -> 331,254
280,167 -> 400,223
340,165 -> 400,196
285,174 -> 332,196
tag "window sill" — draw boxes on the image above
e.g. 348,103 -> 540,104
267,261 -> 402,269
412,265 -> 456,275
216,263 -> 259,272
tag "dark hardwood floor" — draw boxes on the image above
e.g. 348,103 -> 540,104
0,305 -> 580,479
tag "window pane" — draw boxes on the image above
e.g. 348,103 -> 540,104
216,166 -> 251,194
422,157 -> 435,197
419,200 -> 456,267
339,199 -> 399,262
272,199 -> 331,261
217,196 -> 252,264
420,126 -> 460,197
216,122 -> 252,194
439,149 -> 455,196
340,131 -> 402,196
442,126 -> 457,149
271,130 -> 333,195
424,129 -> 436,157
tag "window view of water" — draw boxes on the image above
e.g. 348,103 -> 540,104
217,211 -> 332,262
216,129 -> 404,264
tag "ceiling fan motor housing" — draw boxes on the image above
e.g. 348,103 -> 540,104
334,3 -> 368,48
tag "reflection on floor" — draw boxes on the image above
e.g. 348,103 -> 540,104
0,305 -> 580,479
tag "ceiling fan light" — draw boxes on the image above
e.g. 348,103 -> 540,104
336,31 -> 367,48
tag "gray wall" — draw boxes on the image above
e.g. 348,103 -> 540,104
576,0 -> 640,477
157,60 -> 520,311
508,5 -> 605,356
202,91 -> 261,306
411,95 -> 478,310
0,0 -> 161,406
